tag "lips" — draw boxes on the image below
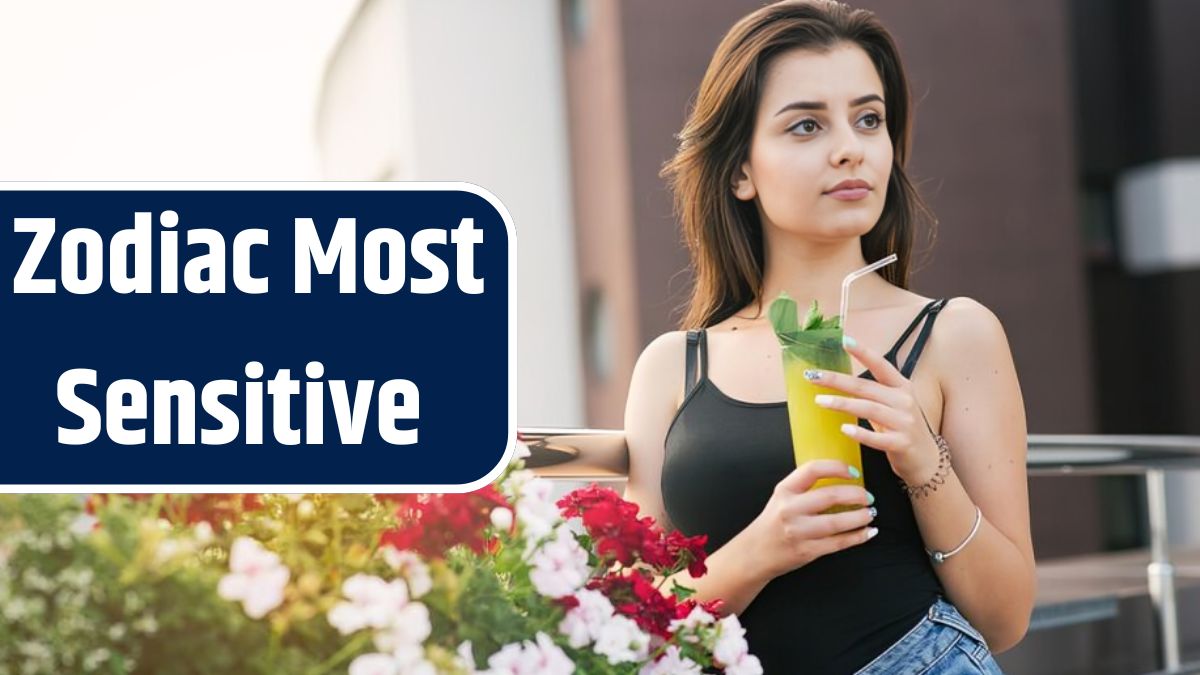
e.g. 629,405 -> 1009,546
825,179 -> 870,193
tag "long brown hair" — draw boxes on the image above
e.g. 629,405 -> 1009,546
662,0 -> 934,329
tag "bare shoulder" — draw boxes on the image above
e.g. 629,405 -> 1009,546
629,330 -> 690,409
934,297 -> 1010,354
927,296 -> 1018,390
622,330 -> 690,529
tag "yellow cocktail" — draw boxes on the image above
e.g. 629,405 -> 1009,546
770,293 -> 864,511
782,348 -> 864,491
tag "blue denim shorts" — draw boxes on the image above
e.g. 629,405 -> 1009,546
855,598 -> 1004,674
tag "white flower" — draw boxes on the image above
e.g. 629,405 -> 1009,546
68,514 -> 98,536
516,478 -> 560,541
216,537 -> 289,619
349,653 -> 399,675
404,661 -> 437,675
372,603 -> 432,653
668,605 -> 715,643
490,507 -> 514,531
328,575 -> 412,634
713,615 -> 755,669
154,537 -> 193,566
514,440 -> 531,459
82,647 -> 112,671
504,469 -> 534,495
557,589 -> 614,648
638,645 -> 704,675
724,654 -> 764,675
193,521 -> 214,544
483,632 -> 574,675
382,549 -> 433,599
593,614 -> 650,665
132,614 -> 159,635
528,526 -> 589,599
456,641 -> 478,673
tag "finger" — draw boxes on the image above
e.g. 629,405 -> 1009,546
813,525 -> 880,557
840,423 -> 908,452
802,505 -> 879,538
842,334 -> 907,388
802,369 -> 905,408
779,460 -> 860,493
814,395 -> 911,430
794,484 -> 872,513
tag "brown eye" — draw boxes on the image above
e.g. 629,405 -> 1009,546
789,119 -> 821,136
859,113 -> 884,129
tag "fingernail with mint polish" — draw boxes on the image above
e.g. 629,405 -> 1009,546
848,465 -> 861,479
843,335 -> 858,349
866,491 -> 876,506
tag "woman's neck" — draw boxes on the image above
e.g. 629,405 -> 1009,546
752,235 -> 892,319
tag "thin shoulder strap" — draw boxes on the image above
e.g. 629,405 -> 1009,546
899,298 -> 950,377
684,329 -> 708,397
883,300 -> 938,367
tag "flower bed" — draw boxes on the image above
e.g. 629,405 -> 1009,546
0,453 -> 761,675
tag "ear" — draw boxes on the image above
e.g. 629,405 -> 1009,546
732,159 -> 757,201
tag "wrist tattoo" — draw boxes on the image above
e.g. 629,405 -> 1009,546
899,433 -> 951,499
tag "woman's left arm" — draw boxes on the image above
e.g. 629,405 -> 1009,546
812,298 -> 1036,653
907,298 -> 1035,652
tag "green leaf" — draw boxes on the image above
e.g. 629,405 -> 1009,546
802,300 -> 823,330
670,582 -> 697,601
818,314 -> 841,330
767,291 -> 799,336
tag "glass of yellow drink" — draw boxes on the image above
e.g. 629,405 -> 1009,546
770,292 -> 864,511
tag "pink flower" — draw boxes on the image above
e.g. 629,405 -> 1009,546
483,632 -> 574,675
328,574 -> 421,635
528,526 -> 590,599
557,589 -> 615,648
216,537 -> 289,619
593,614 -> 651,665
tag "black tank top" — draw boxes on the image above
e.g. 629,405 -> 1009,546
662,298 -> 950,674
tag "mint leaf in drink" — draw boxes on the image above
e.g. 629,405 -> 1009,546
768,292 -> 850,371
819,315 -> 841,330
802,300 -> 823,331
768,291 -> 800,334
769,293 -> 843,339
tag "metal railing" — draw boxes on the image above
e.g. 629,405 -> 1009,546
519,429 -> 1200,674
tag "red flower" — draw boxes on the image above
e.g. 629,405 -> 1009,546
557,484 -> 709,577
588,570 -> 685,640
664,529 -> 709,578
378,486 -> 511,560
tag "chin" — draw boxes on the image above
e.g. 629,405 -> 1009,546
818,214 -> 878,239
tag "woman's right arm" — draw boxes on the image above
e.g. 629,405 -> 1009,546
621,333 -> 877,616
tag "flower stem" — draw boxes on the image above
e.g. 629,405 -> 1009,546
304,631 -> 372,675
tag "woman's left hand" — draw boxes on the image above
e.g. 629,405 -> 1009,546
807,335 -> 940,486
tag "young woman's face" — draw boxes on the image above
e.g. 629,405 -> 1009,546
735,43 -> 893,242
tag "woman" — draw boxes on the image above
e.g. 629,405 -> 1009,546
622,1 -> 1035,673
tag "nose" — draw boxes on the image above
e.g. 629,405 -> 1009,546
829,120 -> 865,168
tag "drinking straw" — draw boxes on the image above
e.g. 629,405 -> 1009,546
839,254 -> 898,335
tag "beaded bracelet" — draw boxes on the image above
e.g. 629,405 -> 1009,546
897,432 -> 952,499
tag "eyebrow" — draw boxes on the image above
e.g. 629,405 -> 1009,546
774,94 -> 884,116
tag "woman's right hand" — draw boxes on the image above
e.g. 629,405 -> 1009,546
745,460 -> 878,579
